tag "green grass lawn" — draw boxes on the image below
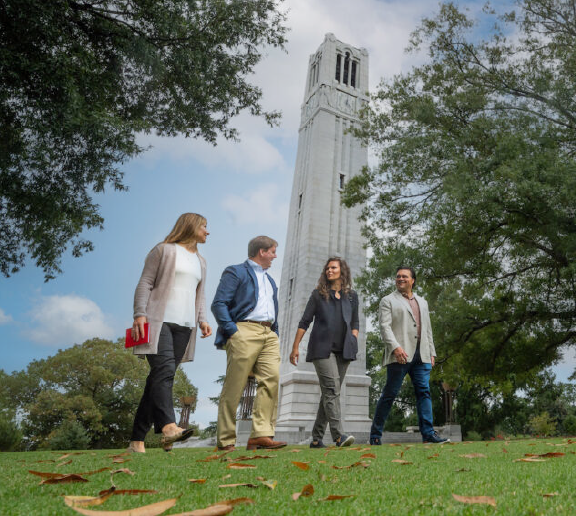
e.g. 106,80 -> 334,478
1,438 -> 575,515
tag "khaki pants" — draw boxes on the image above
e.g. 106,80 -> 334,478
217,322 -> 280,447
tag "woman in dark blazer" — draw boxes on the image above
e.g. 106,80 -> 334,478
289,257 -> 359,448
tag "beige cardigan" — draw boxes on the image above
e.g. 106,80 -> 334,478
379,290 -> 436,366
132,243 -> 207,362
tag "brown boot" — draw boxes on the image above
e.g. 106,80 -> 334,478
246,436 -> 287,451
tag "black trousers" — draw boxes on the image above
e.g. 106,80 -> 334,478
131,322 -> 191,441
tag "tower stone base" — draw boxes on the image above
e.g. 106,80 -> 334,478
274,369 -> 372,444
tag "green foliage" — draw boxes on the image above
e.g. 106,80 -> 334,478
563,415 -> 576,436
465,430 -> 482,441
0,413 -> 22,451
199,421 -> 217,439
0,0 -> 287,280
529,412 -> 557,436
3,337 -> 197,449
42,419 -> 90,451
344,0 -> 576,388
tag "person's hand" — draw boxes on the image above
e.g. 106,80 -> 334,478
132,316 -> 147,341
200,322 -> 212,338
289,348 -> 299,366
431,356 -> 435,367
393,346 -> 409,364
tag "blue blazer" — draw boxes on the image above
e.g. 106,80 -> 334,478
211,260 -> 279,349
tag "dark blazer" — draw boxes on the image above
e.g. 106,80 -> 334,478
298,289 -> 359,362
211,260 -> 279,349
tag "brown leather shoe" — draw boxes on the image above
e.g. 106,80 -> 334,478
217,444 -> 236,451
246,436 -> 287,451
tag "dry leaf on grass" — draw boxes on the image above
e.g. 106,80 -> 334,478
226,463 -> 256,469
292,484 -> 314,501
225,455 -> 274,462
167,505 -> 233,516
108,453 -> 131,459
389,444 -> 402,447
41,474 -> 89,484
455,468 -> 471,472
331,461 -> 370,470
112,468 -> 135,476
459,453 -> 486,459
65,497 -> 177,516
452,494 -> 496,507
289,449 -> 302,453
542,492 -> 559,498
197,452 -> 232,463
427,454 -> 439,459
112,458 -> 130,464
391,460 -> 412,465
261,480 -> 277,490
64,487 -> 116,508
188,479 -> 207,484
58,460 -> 73,467
360,453 -> 375,459
291,461 -> 310,471
514,458 -> 547,462
319,494 -> 355,501
317,460 -> 327,464
218,483 -> 259,488
538,452 -> 565,458
502,448 -> 508,453
100,490 -> 158,496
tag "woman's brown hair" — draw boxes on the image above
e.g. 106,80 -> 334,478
163,213 -> 207,245
316,257 -> 352,300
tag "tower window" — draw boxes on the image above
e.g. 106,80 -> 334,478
343,53 -> 350,85
339,174 -> 345,190
335,54 -> 341,82
351,61 -> 357,88
298,193 -> 303,209
288,278 -> 294,299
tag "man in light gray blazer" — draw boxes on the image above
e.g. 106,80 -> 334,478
369,267 -> 448,444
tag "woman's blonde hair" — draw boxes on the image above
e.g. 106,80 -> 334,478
163,213 -> 207,245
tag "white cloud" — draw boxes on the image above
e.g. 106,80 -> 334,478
0,308 -> 13,325
25,295 -> 115,346
222,183 -> 289,226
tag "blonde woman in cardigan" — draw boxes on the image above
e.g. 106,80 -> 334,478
127,213 -> 212,453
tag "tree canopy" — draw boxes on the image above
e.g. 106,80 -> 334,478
0,337 -> 196,449
344,0 -> 576,389
0,0 -> 287,279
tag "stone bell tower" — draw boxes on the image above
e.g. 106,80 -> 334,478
275,33 -> 372,443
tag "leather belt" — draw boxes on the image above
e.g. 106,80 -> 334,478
242,320 -> 272,328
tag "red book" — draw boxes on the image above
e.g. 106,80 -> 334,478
125,323 -> 150,348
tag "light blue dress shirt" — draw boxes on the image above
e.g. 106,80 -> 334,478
245,259 -> 276,323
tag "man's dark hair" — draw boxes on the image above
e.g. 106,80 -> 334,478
248,236 -> 278,258
396,266 -> 416,288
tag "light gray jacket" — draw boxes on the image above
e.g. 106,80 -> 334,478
133,243 -> 207,362
379,290 -> 436,366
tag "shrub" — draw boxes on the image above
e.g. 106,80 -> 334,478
529,412 -> 557,437
45,420 -> 90,450
465,430 -> 482,441
563,415 -> 576,436
0,415 -> 23,451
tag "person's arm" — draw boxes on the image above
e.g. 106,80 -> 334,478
196,255 -> 211,338
351,291 -> 360,337
424,300 -> 436,366
289,292 -> 317,365
211,266 -> 241,338
379,297 -> 408,363
132,245 -> 162,341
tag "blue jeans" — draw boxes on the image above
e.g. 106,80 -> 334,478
370,348 -> 434,440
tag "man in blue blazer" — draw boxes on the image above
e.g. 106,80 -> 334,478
212,236 -> 286,451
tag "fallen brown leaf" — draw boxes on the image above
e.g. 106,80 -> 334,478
291,461 -> 310,471
167,505 -> 232,516
459,453 -> 486,459
331,461 -> 370,470
65,497 -> 177,516
226,455 -> 275,462
57,460 -> 73,467
514,458 -> 547,462
289,449 -> 302,453
317,460 -> 327,464
188,479 -> 207,484
111,468 -> 135,476
455,468 -> 471,472
29,470 -> 70,479
452,494 -> 496,507
427,454 -> 439,459
226,463 -> 256,469
389,444 -> 402,447
197,452 -> 232,463
218,483 -> 258,488
542,492 -> 559,498
360,453 -> 376,459
100,489 -> 158,496
108,453 -> 131,459
319,494 -> 355,501
538,452 -> 565,458
221,474 -> 232,480
41,474 -> 89,484
262,480 -> 277,490
502,448 -> 508,454
292,483 -> 315,501
64,487 -> 116,507
112,458 -> 130,464
391,460 -> 412,465
35,460 -> 56,463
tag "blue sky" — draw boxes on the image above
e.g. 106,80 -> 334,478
1,0 -> 573,428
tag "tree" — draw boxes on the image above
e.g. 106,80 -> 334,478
344,0 -> 576,387
1,338 -> 197,449
0,0 -> 287,279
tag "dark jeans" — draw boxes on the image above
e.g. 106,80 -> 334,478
370,347 -> 434,440
131,322 -> 191,441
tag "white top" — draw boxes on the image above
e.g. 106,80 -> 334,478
245,259 -> 275,323
163,245 -> 202,328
